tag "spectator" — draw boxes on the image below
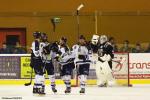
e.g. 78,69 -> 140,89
0,42 -> 10,54
108,37 -> 118,52
132,43 -> 144,53
12,41 -> 26,54
145,43 -> 150,53
120,40 -> 132,52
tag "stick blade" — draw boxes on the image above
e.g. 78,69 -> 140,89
24,82 -> 31,86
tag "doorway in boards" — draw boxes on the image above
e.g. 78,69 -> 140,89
0,28 -> 26,53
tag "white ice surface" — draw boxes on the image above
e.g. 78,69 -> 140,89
0,85 -> 150,100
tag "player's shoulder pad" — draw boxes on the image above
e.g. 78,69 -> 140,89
105,42 -> 112,47
65,45 -> 70,52
39,42 -> 44,46
66,45 -> 70,49
72,44 -> 79,50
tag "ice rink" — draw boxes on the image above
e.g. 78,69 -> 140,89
0,85 -> 150,100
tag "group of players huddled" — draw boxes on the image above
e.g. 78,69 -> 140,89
30,31 -> 115,95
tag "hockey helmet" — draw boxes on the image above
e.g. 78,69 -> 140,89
60,37 -> 67,43
79,35 -> 86,45
79,35 -> 86,40
33,31 -> 41,39
41,32 -> 48,41
99,35 -> 108,44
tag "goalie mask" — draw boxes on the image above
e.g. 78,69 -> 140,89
100,35 -> 108,44
91,34 -> 99,45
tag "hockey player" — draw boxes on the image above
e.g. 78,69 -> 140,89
31,31 -> 45,94
90,34 -> 100,52
39,33 -> 57,93
58,37 -> 75,94
72,35 -> 90,94
88,34 -> 100,67
96,35 -> 115,87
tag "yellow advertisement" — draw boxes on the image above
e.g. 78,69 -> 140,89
21,57 -> 35,78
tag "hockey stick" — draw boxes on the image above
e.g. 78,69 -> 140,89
95,55 -> 126,65
71,64 -> 79,87
112,57 -> 126,72
42,58 -> 47,75
24,68 -> 33,86
24,58 -> 47,86
72,61 -> 91,87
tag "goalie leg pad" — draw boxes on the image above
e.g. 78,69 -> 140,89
95,61 -> 107,85
100,61 -> 112,75
107,79 -> 116,87
106,72 -> 116,87
100,61 -> 116,86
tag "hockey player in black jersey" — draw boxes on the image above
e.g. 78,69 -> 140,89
40,33 -> 57,93
31,31 -> 45,95
89,34 -> 100,54
87,34 -> 100,66
96,35 -> 115,87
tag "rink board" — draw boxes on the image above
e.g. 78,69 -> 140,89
0,53 -> 150,85
0,79 -> 150,85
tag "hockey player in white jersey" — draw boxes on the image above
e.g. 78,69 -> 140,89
58,37 -> 75,93
96,35 -> 115,87
72,35 -> 90,93
31,31 -> 45,94
39,33 -> 57,93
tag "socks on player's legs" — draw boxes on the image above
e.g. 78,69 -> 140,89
33,75 -> 39,93
63,75 -> 71,88
36,75 -> 45,94
48,75 -> 56,88
79,75 -> 87,93
48,75 -> 57,93
63,75 -> 71,93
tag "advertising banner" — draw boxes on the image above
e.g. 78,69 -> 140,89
20,56 -> 34,78
129,53 -> 150,79
0,56 -> 20,79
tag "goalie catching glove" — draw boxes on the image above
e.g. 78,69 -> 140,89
98,54 -> 112,62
